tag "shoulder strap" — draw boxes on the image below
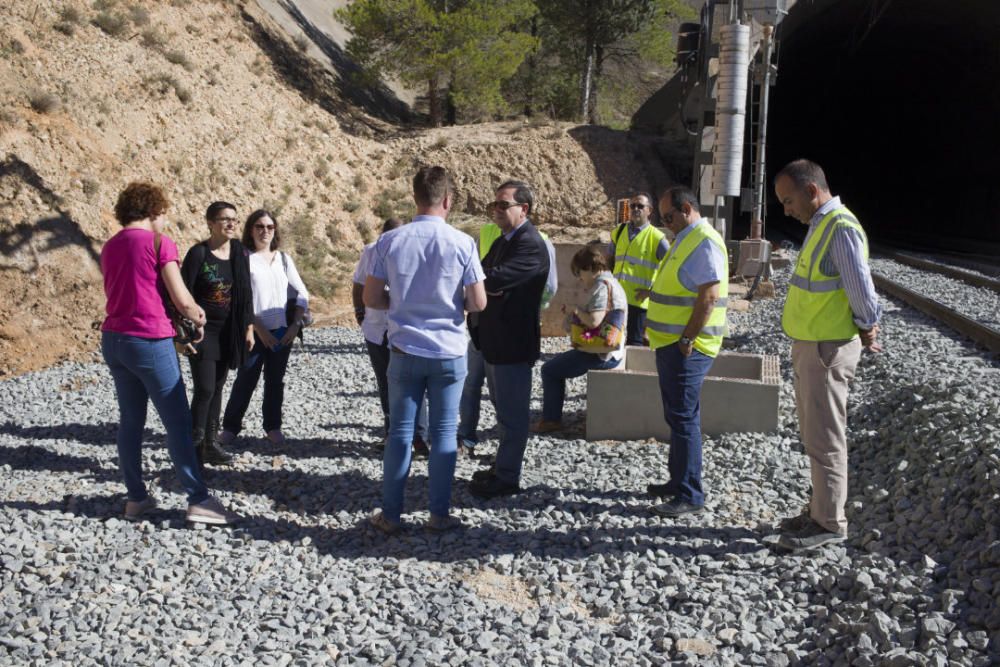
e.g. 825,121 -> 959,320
153,232 -> 162,271
280,251 -> 288,273
613,223 -> 626,246
601,278 -> 614,311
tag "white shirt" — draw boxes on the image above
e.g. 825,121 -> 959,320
250,251 -> 309,330
353,242 -> 388,345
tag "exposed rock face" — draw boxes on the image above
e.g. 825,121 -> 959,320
0,0 -> 670,376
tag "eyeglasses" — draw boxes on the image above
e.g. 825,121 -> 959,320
214,217 -> 238,224
488,200 -> 525,212
254,224 -> 275,231
629,203 -> 647,210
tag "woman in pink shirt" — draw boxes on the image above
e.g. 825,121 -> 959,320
100,182 -> 236,525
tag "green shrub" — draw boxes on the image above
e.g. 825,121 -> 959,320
128,6 -> 151,26
92,12 -> 129,37
82,178 -> 100,198
140,27 -> 166,48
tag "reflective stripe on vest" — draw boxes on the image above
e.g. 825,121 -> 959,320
645,221 -> 729,357
781,207 -> 868,341
479,223 -> 502,261
612,223 -> 666,309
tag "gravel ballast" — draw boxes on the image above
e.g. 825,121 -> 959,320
1,257 -> 998,665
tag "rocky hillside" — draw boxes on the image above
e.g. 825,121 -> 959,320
0,0 -> 679,376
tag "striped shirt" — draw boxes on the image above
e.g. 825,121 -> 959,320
807,197 -> 882,329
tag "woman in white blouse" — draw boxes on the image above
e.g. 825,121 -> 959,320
219,210 -> 309,446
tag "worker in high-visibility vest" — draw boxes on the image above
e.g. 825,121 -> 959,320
774,159 -> 882,552
645,186 -> 728,518
611,192 -> 670,346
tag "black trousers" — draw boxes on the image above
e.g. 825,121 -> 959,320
222,332 -> 292,435
188,355 -> 229,436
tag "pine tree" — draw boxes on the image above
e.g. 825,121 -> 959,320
337,0 -> 538,125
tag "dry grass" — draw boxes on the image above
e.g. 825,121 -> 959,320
92,12 -> 129,37
163,49 -> 194,71
28,91 -> 61,114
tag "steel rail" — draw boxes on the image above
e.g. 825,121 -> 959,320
873,247 -> 1000,293
871,273 -> 1000,355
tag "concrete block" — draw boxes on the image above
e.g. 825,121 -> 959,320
586,346 -> 780,441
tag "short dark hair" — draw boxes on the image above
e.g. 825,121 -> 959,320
660,186 -> 700,214
114,182 -> 169,225
632,192 -> 654,208
382,218 -> 404,234
412,166 -> 453,208
496,179 -> 534,215
242,209 -> 280,251
775,159 -> 830,192
205,200 -> 237,221
570,244 -> 610,276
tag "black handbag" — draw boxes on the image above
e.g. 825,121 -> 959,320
154,233 -> 199,353
280,252 -> 311,341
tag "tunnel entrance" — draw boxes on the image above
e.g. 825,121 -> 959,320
766,0 -> 1000,256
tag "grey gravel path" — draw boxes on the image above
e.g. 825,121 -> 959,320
1,256 -> 998,665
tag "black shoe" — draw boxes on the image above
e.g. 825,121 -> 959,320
651,497 -> 704,517
411,436 -> 429,458
457,439 -> 475,458
647,482 -> 679,498
469,475 -> 520,499
471,467 -> 495,482
777,520 -> 846,552
201,439 -> 233,466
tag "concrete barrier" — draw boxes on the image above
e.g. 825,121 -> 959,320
586,346 -> 780,440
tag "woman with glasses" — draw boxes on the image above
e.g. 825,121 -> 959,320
100,182 -> 236,524
180,201 -> 254,465
530,244 -> 628,434
219,210 -> 309,448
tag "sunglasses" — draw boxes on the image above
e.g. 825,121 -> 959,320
629,203 -> 647,210
488,200 -> 525,212
254,224 -> 275,231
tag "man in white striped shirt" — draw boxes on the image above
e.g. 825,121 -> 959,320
774,159 -> 882,551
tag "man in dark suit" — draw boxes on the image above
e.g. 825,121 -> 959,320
468,179 -> 550,499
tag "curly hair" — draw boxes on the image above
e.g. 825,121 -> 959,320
570,244 -> 610,276
114,182 -> 170,226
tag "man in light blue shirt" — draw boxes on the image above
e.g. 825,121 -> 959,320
364,166 -> 487,533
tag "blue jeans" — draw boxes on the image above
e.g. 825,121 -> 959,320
457,341 -> 493,448
383,351 -> 466,521
365,336 -> 428,440
655,344 -> 715,506
222,328 -> 293,435
626,306 -> 647,346
485,361 -> 533,485
101,332 -> 209,504
541,349 -> 620,422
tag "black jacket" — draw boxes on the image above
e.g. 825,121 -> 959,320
181,239 -> 253,370
472,221 -> 550,365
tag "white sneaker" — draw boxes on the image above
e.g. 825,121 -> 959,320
186,495 -> 238,525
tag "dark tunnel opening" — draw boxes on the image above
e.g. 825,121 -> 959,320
764,0 -> 1000,256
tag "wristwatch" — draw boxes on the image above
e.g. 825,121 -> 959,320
680,336 -> 693,347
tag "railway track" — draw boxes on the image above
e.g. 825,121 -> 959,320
871,246 -> 1000,292
870,271 -> 1000,355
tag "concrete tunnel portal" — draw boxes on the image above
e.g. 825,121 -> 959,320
765,0 -> 1000,255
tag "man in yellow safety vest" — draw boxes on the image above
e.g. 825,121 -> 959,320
774,158 -> 882,551
645,186 -> 728,517
612,192 -> 669,345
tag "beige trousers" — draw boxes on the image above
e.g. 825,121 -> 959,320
791,338 -> 861,536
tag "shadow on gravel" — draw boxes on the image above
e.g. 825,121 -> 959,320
298,342 -> 366,355
224,434 -> 384,460
0,421 -> 148,447
0,444 -> 121,481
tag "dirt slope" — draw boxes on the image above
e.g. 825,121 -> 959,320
0,0 -> 675,377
